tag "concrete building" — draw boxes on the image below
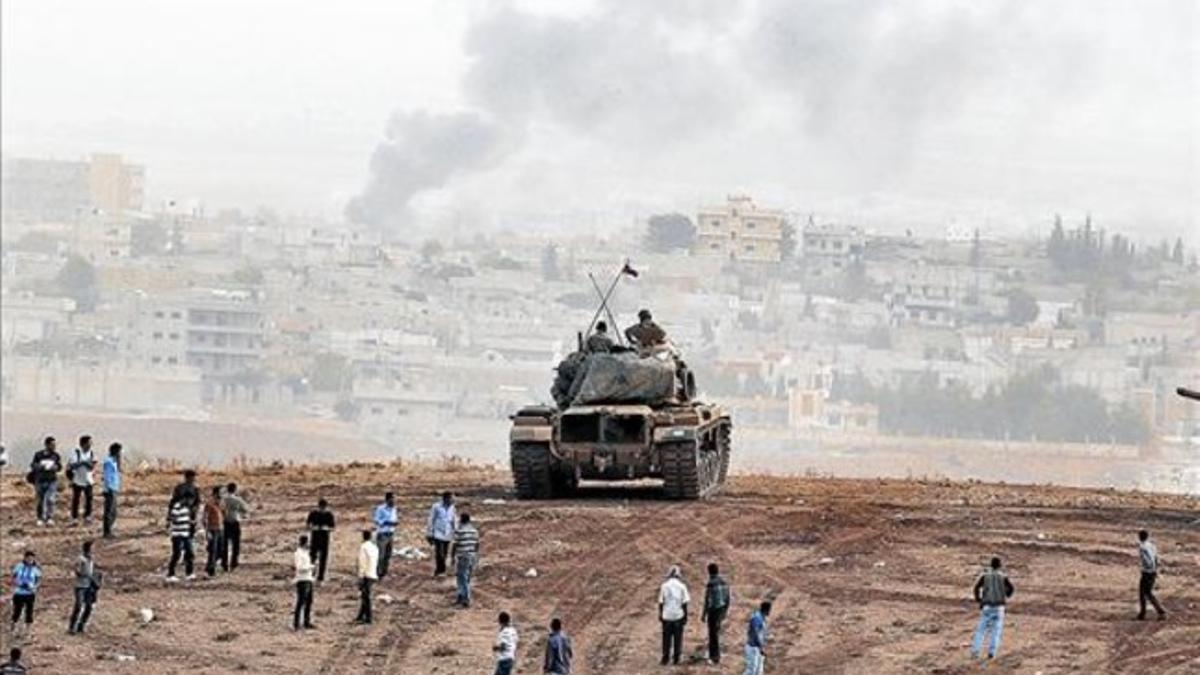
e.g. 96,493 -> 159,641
1,154 -> 144,223
801,222 -> 865,280
0,292 -> 76,350
694,196 -> 786,263
128,289 -> 265,377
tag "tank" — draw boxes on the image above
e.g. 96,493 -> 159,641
509,348 -> 732,500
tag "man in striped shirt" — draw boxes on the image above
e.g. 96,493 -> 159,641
166,498 -> 196,581
451,512 -> 480,608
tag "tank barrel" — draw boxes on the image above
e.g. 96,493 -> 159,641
1178,387 -> 1200,402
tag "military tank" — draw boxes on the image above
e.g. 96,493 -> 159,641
509,266 -> 732,500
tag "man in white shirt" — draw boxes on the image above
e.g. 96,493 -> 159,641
658,565 -> 690,666
68,435 -> 97,526
426,491 -> 456,577
356,529 -> 379,625
293,535 -> 315,631
492,610 -> 518,675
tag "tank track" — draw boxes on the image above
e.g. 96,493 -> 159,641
511,443 -> 554,499
660,420 -> 731,500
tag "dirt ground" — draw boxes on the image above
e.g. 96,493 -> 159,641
1,463 -> 1197,674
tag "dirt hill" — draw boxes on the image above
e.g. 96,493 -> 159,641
1,463 -> 1197,673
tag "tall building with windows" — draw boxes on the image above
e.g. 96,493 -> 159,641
2,153 -> 144,222
693,195 -> 786,263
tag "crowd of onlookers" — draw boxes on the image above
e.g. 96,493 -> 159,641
3,433 -> 1174,674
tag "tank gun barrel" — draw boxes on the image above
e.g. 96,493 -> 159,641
1178,387 -> 1200,402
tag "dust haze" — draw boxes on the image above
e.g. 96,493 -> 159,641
1,0 -> 1197,493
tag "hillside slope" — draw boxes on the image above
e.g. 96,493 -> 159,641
1,464 -> 1197,673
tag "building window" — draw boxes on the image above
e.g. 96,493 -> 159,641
169,332 -> 179,340
153,332 -> 163,339
167,357 -> 178,365
151,356 -> 162,364
832,241 -> 843,250
371,406 -> 383,416
170,311 -> 181,319
745,244 -> 755,252
710,243 -> 719,250
711,220 -> 720,227
747,221 -> 756,229
154,311 -> 164,318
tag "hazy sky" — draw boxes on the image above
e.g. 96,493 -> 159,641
3,0 -> 1196,238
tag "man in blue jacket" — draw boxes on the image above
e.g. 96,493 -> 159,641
9,551 -> 43,637
743,601 -> 771,675
102,443 -> 122,538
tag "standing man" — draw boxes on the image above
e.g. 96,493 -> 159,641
701,562 -> 732,665
355,530 -> 379,625
658,565 -> 690,666
222,482 -> 250,571
373,492 -> 399,578
166,498 -> 197,581
67,435 -> 97,526
1137,529 -> 1166,621
9,551 -> 42,636
493,611 -> 518,675
203,486 -> 225,577
451,512 -> 480,608
101,442 -> 122,538
743,601 -> 771,675
306,498 -> 335,582
543,617 -> 573,675
29,436 -> 62,526
170,469 -> 200,517
971,556 -> 1015,664
426,491 -> 456,577
68,540 -> 99,634
292,534 -> 315,630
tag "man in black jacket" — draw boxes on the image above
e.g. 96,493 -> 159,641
29,437 -> 63,526
971,556 -> 1015,663
700,562 -> 731,664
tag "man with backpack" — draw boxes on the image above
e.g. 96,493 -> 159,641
68,540 -> 101,634
67,435 -> 98,526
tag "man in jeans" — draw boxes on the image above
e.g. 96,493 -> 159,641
743,601 -> 771,675
29,436 -> 62,526
68,540 -> 99,634
293,535 -> 315,630
451,512 -> 480,608
492,611 -> 518,675
658,565 -> 690,666
701,562 -> 732,664
373,492 -> 399,578
101,443 -> 122,538
1136,529 -> 1166,620
222,482 -> 250,571
203,486 -> 225,576
67,435 -> 97,526
543,617 -> 573,675
355,530 -> 378,624
426,491 -> 456,577
971,556 -> 1015,663
166,498 -> 197,581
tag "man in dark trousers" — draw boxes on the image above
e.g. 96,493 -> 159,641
203,486 -> 225,576
67,435 -> 97,526
306,498 -> 335,582
971,556 -> 1015,663
292,534 -> 315,630
29,436 -> 62,526
101,442 -> 122,538
1137,529 -> 1166,620
425,491 -> 455,577
222,482 -> 250,570
355,529 -> 378,624
657,565 -> 690,666
701,562 -> 731,664
68,540 -> 99,634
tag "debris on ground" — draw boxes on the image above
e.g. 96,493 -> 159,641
396,546 -> 427,560
524,567 -> 539,578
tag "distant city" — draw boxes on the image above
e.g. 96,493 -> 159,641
2,154 -> 1197,492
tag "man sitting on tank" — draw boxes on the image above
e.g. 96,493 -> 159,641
625,309 -> 667,351
585,321 -> 616,353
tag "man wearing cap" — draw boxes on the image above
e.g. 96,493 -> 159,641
658,565 -> 690,666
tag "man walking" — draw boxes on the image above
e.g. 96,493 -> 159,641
29,436 -> 62,526
658,565 -> 690,666
222,482 -> 250,571
701,562 -> 732,665
493,611 -> 518,675
101,443 -> 122,538
203,486 -> 225,576
68,540 -> 100,634
971,556 -> 1015,663
293,535 -> 316,630
166,498 -> 197,581
743,601 -> 771,675
426,491 -> 456,577
67,435 -> 97,526
452,512 -> 480,608
355,530 -> 379,624
1137,529 -> 1166,621
373,492 -> 399,578
543,617 -> 573,675
306,498 -> 335,582
9,551 -> 42,636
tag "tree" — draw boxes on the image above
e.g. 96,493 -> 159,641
969,228 -> 982,267
420,239 -> 444,262
644,213 -> 696,253
780,218 -> 797,260
540,244 -> 561,281
1005,288 -> 1039,326
55,255 -> 99,312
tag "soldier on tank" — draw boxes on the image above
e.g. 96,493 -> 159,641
585,321 -> 615,353
625,309 -> 667,350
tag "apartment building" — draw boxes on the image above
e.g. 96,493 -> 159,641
694,195 -> 786,263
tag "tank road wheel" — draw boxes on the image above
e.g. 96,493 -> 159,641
661,440 -> 722,500
511,443 -> 554,499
